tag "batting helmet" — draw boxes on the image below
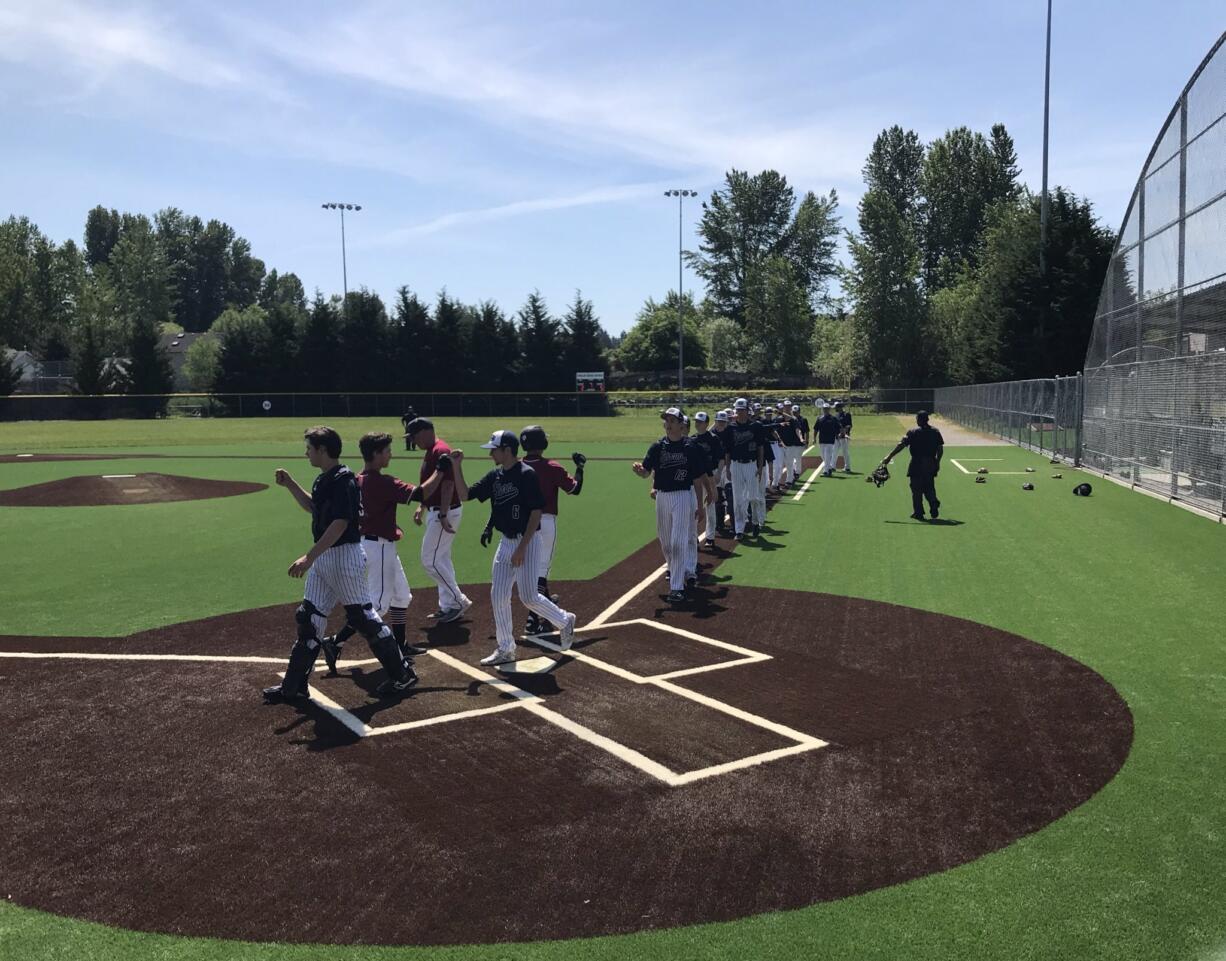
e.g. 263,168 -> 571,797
519,424 -> 549,452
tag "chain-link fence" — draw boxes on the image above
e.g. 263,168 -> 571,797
934,376 -> 1082,461
1079,32 -> 1226,517
0,391 -> 614,422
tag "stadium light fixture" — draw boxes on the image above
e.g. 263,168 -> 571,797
664,189 -> 698,394
320,202 -> 362,314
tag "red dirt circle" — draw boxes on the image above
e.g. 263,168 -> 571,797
0,472 -> 266,506
0,575 -> 1133,948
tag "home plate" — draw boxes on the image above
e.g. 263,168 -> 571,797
496,656 -> 558,675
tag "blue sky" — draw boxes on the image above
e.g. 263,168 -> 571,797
1,1 -> 1222,334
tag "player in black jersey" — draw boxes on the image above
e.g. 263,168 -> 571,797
692,411 -> 726,548
723,398 -> 765,540
264,426 -> 416,704
450,432 -> 577,666
633,407 -> 709,601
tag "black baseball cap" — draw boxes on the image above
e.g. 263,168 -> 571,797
403,417 -> 434,437
480,429 -> 520,453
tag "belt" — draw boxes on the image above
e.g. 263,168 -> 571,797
733,457 -> 755,463
427,505 -> 458,512
363,534 -> 391,542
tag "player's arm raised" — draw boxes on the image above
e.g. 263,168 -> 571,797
275,469 -> 314,513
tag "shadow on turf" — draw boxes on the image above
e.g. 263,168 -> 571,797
883,518 -> 964,526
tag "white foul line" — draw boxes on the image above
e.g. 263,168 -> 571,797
0,651 -> 286,665
585,563 -> 668,629
950,458 -> 1029,476
792,468 -> 820,501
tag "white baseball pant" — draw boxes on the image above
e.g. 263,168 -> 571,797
773,443 -> 788,482
304,543 -> 385,636
421,505 -> 466,611
729,461 -> 757,534
788,445 -> 805,481
362,536 -> 412,617
835,436 -> 851,470
685,487 -> 699,575
704,491 -> 717,543
535,512 -> 558,580
820,443 -> 836,475
491,533 -> 572,652
755,466 -> 769,522
656,488 -> 696,590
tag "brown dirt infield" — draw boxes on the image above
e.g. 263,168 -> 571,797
0,489 -> 1132,947
0,472 -> 267,506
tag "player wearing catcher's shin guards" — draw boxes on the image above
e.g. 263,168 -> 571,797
451,432 -> 578,666
515,425 -> 585,636
264,426 -> 417,704
319,432 -> 451,675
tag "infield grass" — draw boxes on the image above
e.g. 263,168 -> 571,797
1,413 -> 1225,961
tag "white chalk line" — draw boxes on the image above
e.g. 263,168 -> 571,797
791,467 -> 821,501
949,458 -> 1030,476
586,563 -> 668,629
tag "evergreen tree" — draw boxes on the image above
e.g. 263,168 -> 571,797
214,305 -> 273,393
337,289 -> 390,390
126,316 -> 174,413
298,293 -> 342,392
516,291 -> 565,389
561,291 -> 608,379
430,291 -> 468,391
743,257 -> 813,375
84,206 -> 122,267
390,287 -> 432,389
71,317 -> 115,395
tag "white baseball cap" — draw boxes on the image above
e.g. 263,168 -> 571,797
715,411 -> 729,422
661,406 -> 683,420
695,411 -> 709,422
791,404 -> 800,412
734,398 -> 749,410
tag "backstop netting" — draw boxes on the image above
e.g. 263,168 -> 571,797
1081,32 -> 1226,516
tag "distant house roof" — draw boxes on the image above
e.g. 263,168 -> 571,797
2,349 -> 38,381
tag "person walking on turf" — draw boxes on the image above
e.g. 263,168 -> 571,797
815,403 -> 842,477
405,417 -> 472,624
449,433 -> 578,666
834,401 -> 853,473
264,426 -> 417,704
883,410 -> 945,521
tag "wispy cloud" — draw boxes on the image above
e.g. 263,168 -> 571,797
367,181 -> 676,244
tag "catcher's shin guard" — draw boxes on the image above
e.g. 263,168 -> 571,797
281,637 -> 320,697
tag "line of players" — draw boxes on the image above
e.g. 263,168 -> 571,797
263,421 -> 588,704
632,397 -> 852,602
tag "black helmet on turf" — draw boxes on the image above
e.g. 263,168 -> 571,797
519,425 -> 549,452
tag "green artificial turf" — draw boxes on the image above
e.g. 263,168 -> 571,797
2,414 -> 1225,961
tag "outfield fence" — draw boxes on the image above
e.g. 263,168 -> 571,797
934,376 -> 1083,463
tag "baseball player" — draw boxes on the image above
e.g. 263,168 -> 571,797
450,433 -> 578,666
776,408 -> 803,488
263,426 -> 417,704
711,410 -> 733,534
789,404 -> 808,482
691,411 -> 726,548
633,407 -> 709,600
405,418 -> 473,624
756,409 -> 778,510
834,401 -> 853,472
721,398 -> 765,541
815,403 -> 842,477
400,407 -> 419,451
319,431 -> 452,674
517,425 -> 586,636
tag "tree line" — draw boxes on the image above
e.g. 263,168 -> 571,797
615,124 -> 1114,387
0,205 -> 612,396
1,121 -> 1115,397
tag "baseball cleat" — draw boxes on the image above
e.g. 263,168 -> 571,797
524,613 -> 542,636
401,642 -> 428,656
910,512 -> 926,521
427,610 -> 448,620
262,684 -> 309,704
320,635 -> 342,675
459,596 -> 474,615
686,574 -> 698,588
437,607 -> 463,624
559,612 -> 577,651
734,532 -> 744,542
375,671 -> 419,697
480,647 -> 517,667
931,506 -> 940,519
667,589 -> 686,603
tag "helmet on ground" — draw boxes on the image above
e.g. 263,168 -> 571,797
519,425 -> 548,452
1073,482 -> 1093,496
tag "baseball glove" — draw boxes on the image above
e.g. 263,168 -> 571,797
867,462 -> 890,487
572,451 -> 587,467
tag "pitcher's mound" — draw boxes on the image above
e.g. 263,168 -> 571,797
0,473 -> 266,506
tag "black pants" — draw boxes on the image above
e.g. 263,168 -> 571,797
909,473 -> 939,516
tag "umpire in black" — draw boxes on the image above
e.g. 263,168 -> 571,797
883,411 -> 945,521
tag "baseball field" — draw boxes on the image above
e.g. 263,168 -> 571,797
2,410 -> 1224,961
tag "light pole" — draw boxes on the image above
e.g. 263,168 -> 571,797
1039,0 -> 1051,278
321,202 -> 362,313
664,189 -> 697,394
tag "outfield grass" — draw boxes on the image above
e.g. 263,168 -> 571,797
2,414 -> 1225,960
